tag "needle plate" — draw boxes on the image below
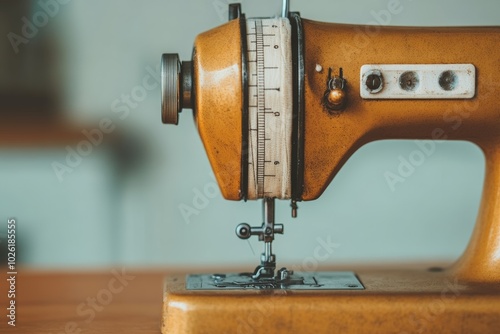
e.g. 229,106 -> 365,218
186,271 -> 364,290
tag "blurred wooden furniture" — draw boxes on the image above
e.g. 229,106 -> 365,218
0,123 -> 100,147
0,270 -> 165,333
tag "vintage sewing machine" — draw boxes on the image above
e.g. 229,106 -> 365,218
159,1 -> 500,333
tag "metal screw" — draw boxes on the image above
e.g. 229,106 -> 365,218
291,200 -> 298,218
211,274 -> 226,280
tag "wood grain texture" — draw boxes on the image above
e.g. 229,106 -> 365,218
0,269 -> 165,334
162,268 -> 500,334
0,267 -> 497,333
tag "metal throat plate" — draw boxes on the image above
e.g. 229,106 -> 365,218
186,271 -> 364,290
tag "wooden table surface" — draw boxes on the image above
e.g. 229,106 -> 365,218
0,269 -> 167,334
3,264 -> 497,333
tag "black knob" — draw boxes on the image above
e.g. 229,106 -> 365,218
439,70 -> 457,91
364,70 -> 384,94
161,54 -> 193,125
399,71 -> 419,91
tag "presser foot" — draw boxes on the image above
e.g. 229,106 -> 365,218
251,252 -> 280,279
251,263 -> 277,280
251,260 -> 292,280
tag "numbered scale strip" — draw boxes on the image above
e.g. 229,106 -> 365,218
246,18 -> 293,200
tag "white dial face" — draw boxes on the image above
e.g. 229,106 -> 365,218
246,18 -> 293,200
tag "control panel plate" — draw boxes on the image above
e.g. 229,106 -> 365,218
360,64 -> 475,99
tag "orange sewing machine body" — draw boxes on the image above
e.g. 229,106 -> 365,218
160,3 -> 500,333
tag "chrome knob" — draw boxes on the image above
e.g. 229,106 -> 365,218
161,53 -> 193,125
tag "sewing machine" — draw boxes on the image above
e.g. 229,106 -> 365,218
159,1 -> 500,333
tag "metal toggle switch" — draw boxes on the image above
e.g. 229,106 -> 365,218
323,67 -> 347,112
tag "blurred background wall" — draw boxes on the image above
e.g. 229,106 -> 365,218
0,0 -> 498,269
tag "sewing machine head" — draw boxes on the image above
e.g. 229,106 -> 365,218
160,1 -> 500,287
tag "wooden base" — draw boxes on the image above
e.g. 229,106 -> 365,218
161,268 -> 500,333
